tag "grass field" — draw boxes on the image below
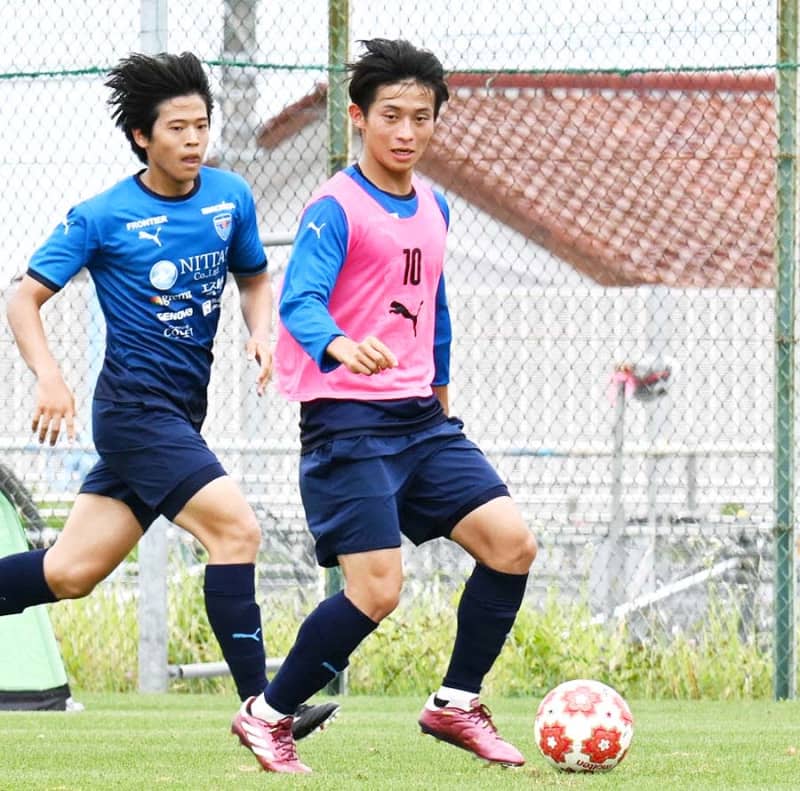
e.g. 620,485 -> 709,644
2,694 -> 799,790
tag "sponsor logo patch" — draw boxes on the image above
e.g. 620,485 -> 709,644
150,290 -> 192,306
149,260 -> 178,290
163,324 -> 193,339
156,307 -> 194,322
126,215 -> 168,231
201,298 -> 221,316
201,201 -> 235,215
200,277 -> 225,296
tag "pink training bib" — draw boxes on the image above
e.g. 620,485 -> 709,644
276,172 -> 447,401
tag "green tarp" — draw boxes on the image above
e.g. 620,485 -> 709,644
0,491 -> 71,710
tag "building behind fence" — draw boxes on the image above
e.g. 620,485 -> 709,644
0,0 -> 795,695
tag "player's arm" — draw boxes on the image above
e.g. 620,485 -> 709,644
430,191 -> 451,411
280,198 -> 396,375
433,385 -> 449,415
6,275 -> 76,445
279,198 -> 348,367
326,334 -> 397,376
234,270 -> 273,396
431,273 -> 452,414
226,181 -> 273,395
7,207 -> 93,444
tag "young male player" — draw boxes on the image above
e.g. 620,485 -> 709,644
229,38 -> 538,774
1,51 -> 336,749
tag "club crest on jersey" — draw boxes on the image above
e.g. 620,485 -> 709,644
213,212 -> 233,241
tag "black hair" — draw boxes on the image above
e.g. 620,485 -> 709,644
347,38 -> 449,119
105,51 -> 213,163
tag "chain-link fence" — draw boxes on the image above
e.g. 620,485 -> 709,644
0,0 -> 795,694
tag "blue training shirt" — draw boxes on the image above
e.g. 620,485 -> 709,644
27,167 -> 266,420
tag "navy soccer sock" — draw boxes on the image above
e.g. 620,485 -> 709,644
265,590 -> 378,714
442,564 -> 528,695
204,563 -> 267,701
0,548 -> 57,616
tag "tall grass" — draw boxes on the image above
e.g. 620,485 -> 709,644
51,585 -> 139,691
49,575 -> 772,698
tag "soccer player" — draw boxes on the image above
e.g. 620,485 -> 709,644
1,51 -> 337,750
229,38 -> 538,774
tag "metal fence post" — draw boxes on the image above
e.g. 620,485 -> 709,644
606,381 -> 626,616
136,0 -> 169,695
774,0 -> 797,702
138,516 -> 169,693
324,0 -> 350,696
140,0 -> 168,54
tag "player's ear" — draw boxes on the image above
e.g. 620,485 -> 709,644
348,102 -> 366,131
131,128 -> 150,151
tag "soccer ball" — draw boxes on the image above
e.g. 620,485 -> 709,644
534,679 -> 634,773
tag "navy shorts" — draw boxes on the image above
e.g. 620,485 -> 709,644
79,399 -> 226,529
299,418 -> 509,567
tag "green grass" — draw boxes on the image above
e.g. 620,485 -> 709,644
2,694 -> 799,790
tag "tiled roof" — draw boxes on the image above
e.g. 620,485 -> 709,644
257,72 -> 776,288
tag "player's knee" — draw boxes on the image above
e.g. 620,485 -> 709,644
222,513 -> 262,560
370,586 -> 402,620
347,578 -> 402,621
519,530 -> 538,569
490,527 -> 538,574
45,561 -> 98,600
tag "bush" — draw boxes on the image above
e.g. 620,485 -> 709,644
50,575 -> 772,699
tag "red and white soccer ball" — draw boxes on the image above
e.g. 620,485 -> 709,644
534,679 -> 634,773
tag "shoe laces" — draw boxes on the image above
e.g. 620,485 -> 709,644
465,703 -> 499,734
270,717 -> 301,762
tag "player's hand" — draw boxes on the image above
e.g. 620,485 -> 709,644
327,335 -> 398,375
31,371 -> 76,446
246,337 -> 273,396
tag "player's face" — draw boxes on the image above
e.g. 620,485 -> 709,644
133,94 -> 210,196
350,80 -> 436,193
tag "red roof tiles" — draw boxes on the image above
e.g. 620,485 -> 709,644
257,72 -> 776,288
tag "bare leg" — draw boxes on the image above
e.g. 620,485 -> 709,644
43,493 -> 143,599
171,475 -> 260,563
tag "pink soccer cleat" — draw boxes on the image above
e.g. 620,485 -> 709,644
419,698 -> 525,766
231,697 -> 312,774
